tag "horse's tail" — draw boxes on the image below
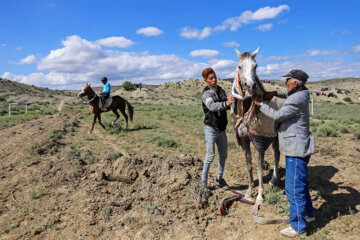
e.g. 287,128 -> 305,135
126,100 -> 134,122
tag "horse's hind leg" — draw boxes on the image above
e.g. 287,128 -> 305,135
111,109 -> 120,126
119,107 -> 129,130
239,137 -> 254,198
97,114 -> 106,130
256,151 -> 265,204
269,137 -> 280,186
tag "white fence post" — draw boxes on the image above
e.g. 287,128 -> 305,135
8,103 -> 18,117
311,97 -> 314,116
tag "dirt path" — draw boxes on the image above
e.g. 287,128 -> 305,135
0,110 -> 359,240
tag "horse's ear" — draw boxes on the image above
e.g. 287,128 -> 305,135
89,83 -> 91,87
251,47 -> 260,57
234,48 -> 241,59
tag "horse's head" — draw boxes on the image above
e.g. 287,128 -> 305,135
235,47 -> 260,96
78,83 -> 94,99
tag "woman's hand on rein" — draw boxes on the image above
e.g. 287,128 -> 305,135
226,95 -> 235,107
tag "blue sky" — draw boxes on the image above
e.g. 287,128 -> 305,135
1,0 -> 360,89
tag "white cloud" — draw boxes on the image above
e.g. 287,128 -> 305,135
180,27 -> 212,40
305,49 -> 340,56
252,5 -> 290,20
223,41 -> 239,48
19,55 -> 36,64
180,5 -> 289,40
277,19 -> 288,24
208,59 -> 237,78
96,36 -> 134,48
255,23 -> 273,32
341,29 -> 352,35
189,49 -> 219,58
2,35 -> 209,89
218,5 -> 289,31
258,59 -> 360,80
260,49 -> 341,63
352,44 -> 360,53
262,55 -> 292,62
136,27 -> 163,36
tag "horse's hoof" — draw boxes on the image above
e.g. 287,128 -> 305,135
269,177 -> 277,186
245,189 -> 253,198
256,196 -> 264,205
88,131 -> 92,134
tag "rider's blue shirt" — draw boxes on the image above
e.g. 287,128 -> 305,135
102,82 -> 111,94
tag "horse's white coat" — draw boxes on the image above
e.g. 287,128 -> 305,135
232,48 -> 280,205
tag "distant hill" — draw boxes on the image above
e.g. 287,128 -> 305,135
1,77 -> 359,106
0,78 -> 76,104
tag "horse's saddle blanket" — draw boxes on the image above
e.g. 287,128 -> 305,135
231,97 -> 284,138
99,97 -> 113,109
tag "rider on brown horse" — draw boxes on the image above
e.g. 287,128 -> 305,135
100,76 -> 111,111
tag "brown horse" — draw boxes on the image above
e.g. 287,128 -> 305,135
78,83 -> 133,133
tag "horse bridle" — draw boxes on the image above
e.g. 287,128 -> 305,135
80,88 -> 98,104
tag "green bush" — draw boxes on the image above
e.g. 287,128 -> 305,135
343,97 -> 353,103
339,125 -> 349,133
354,131 -> 360,140
146,134 -> 178,148
122,81 -> 134,91
316,122 -> 339,137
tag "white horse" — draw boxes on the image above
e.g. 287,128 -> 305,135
232,48 -> 281,205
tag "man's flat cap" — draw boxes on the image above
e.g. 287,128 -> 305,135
282,69 -> 309,82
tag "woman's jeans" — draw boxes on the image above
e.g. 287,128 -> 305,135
201,125 -> 227,182
285,156 -> 314,233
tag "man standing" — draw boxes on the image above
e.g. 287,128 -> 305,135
201,67 -> 235,189
254,69 -> 315,238
100,76 -> 111,111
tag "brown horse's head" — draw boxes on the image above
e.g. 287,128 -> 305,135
78,83 -> 95,99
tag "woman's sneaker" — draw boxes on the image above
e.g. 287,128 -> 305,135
214,178 -> 230,190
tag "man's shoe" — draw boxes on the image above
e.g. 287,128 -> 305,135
214,178 -> 230,190
306,216 -> 315,223
280,226 -> 304,238
101,106 -> 107,111
202,180 -> 208,189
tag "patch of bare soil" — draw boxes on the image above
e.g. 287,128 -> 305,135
0,109 -> 359,240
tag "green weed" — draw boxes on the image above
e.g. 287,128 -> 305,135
264,187 -> 282,205
10,220 -> 19,229
29,186 -> 47,199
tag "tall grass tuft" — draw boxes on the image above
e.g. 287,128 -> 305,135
316,122 -> 339,137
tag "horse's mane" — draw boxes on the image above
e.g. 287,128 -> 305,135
240,52 -> 252,60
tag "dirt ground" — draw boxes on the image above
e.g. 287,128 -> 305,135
0,103 -> 359,240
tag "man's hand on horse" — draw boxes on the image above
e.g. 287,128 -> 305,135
226,95 -> 235,107
264,91 -> 277,100
253,96 -> 262,106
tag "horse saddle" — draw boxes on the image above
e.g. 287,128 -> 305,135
99,97 -> 113,109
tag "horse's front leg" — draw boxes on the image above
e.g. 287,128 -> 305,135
240,137 -> 254,198
256,151 -> 265,204
89,114 -> 97,134
98,114 -> 106,130
269,137 -> 280,186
